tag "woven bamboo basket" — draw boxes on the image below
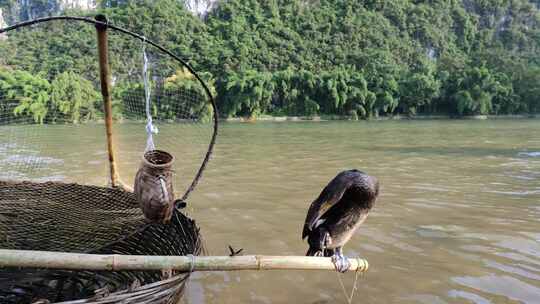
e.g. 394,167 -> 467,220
0,15 -> 218,303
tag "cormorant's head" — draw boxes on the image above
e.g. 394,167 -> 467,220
359,174 -> 379,200
368,175 -> 380,199
343,172 -> 379,209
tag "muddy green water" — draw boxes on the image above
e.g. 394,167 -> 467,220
1,120 -> 540,303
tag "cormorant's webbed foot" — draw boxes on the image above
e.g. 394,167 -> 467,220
331,248 -> 351,273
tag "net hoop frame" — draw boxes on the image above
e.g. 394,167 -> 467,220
0,15 -> 219,202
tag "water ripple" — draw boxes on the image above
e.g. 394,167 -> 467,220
452,275 -> 540,303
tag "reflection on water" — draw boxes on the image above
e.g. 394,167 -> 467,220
187,120 -> 540,304
0,122 -> 213,196
1,119 -> 540,303
452,275 -> 540,303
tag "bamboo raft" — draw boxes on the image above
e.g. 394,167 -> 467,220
0,250 -> 368,272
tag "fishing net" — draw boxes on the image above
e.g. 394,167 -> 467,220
0,16 -> 217,303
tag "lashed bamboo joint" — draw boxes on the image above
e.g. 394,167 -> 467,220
0,250 -> 368,272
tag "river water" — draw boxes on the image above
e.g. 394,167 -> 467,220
1,119 -> 539,303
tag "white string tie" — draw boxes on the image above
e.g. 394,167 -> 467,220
186,254 -> 195,273
142,38 -> 157,152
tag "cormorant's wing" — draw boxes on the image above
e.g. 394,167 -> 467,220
302,170 -> 362,239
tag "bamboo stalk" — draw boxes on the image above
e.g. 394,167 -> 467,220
95,14 -> 120,188
117,180 -> 134,192
0,249 -> 368,273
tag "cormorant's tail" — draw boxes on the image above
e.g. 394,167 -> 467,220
306,247 -> 334,257
306,246 -> 321,256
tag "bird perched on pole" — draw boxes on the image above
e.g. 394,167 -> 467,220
302,169 -> 379,272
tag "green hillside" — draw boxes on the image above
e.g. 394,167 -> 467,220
1,0 -> 539,120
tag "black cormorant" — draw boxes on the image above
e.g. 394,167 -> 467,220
302,169 -> 379,272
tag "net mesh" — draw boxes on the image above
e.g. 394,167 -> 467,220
0,17 -> 217,303
0,19 -> 216,197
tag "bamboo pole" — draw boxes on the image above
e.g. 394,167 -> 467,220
0,250 -> 369,273
95,14 -> 120,188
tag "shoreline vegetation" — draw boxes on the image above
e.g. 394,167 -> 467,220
0,1 -> 539,124
223,114 -> 540,122
78,114 -> 540,124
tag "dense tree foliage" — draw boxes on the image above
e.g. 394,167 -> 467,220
0,67 -> 51,123
0,67 -> 100,123
50,71 -> 100,122
0,0 -> 538,121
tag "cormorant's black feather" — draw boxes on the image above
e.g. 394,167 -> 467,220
303,169 -> 379,256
